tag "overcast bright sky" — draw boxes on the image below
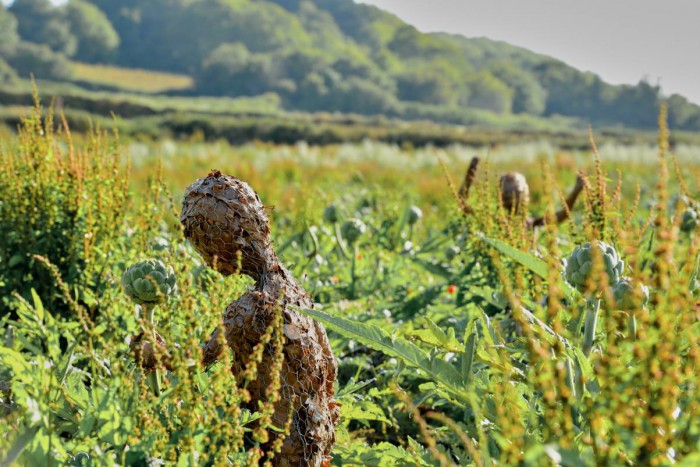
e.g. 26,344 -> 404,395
359,0 -> 700,104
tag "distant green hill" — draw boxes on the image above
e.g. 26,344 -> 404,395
1,0 -> 699,132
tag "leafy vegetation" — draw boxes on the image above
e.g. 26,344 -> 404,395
0,96 -> 698,465
1,0 -> 700,133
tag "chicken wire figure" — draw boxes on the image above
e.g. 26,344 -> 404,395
181,170 -> 339,466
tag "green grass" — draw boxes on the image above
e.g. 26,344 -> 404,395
0,102 -> 698,465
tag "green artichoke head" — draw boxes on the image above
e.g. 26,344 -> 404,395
341,218 -> 366,245
121,259 -> 177,305
323,204 -> 340,224
406,206 -> 423,226
612,277 -> 649,310
680,208 -> 698,233
690,276 -> 700,297
150,236 -> 171,252
564,241 -> 624,291
445,245 -> 460,261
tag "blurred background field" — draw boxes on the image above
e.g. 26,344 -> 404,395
70,62 -> 195,94
3,0 -> 700,148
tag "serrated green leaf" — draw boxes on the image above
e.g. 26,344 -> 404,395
293,305 -> 468,403
482,237 -> 548,277
0,347 -> 31,374
1,426 -> 41,466
481,237 -> 576,301
407,317 -> 462,352
462,332 -> 476,387
30,289 -> 44,324
408,256 -> 453,280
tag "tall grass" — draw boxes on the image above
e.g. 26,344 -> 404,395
0,98 -> 698,465
0,89 -> 129,316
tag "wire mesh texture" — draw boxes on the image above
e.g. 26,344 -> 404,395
181,170 -> 339,466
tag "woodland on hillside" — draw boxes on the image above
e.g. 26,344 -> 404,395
1,0 -> 700,131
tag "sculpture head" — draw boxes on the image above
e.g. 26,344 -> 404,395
499,172 -> 530,214
181,170 -> 275,280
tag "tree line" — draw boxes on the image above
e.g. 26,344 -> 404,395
1,0 -> 699,131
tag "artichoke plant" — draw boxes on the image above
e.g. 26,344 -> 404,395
564,241 -> 624,291
680,208 -> 698,233
612,278 -> 650,310
406,206 -> 423,226
122,259 -> 176,396
121,259 -> 177,305
341,218 -> 366,245
445,245 -> 460,261
323,204 -> 340,224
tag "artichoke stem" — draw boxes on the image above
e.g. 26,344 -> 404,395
142,303 -> 161,396
334,222 -> 350,259
147,370 -> 161,397
565,358 -> 582,426
627,313 -> 637,339
350,243 -> 358,299
582,299 -> 600,357
142,303 -> 156,327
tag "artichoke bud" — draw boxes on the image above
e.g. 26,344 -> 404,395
680,209 -> 698,233
406,206 -> 423,226
150,236 -> 171,252
445,245 -> 460,261
564,241 -> 624,291
612,277 -> 649,310
122,259 -> 177,305
341,218 -> 366,245
323,204 -> 339,224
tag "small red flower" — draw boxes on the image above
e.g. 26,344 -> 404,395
356,254 -> 363,260
447,284 -> 458,294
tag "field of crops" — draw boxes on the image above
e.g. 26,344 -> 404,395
0,103 -> 698,466
70,62 -> 195,94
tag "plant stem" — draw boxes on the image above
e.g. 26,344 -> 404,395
147,369 -> 161,397
334,222 -> 350,259
350,243 -> 358,299
582,299 -> 600,357
142,303 -> 161,397
627,313 -> 637,339
146,304 -> 156,326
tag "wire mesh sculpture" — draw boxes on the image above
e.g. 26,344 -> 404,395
180,170 -> 339,466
